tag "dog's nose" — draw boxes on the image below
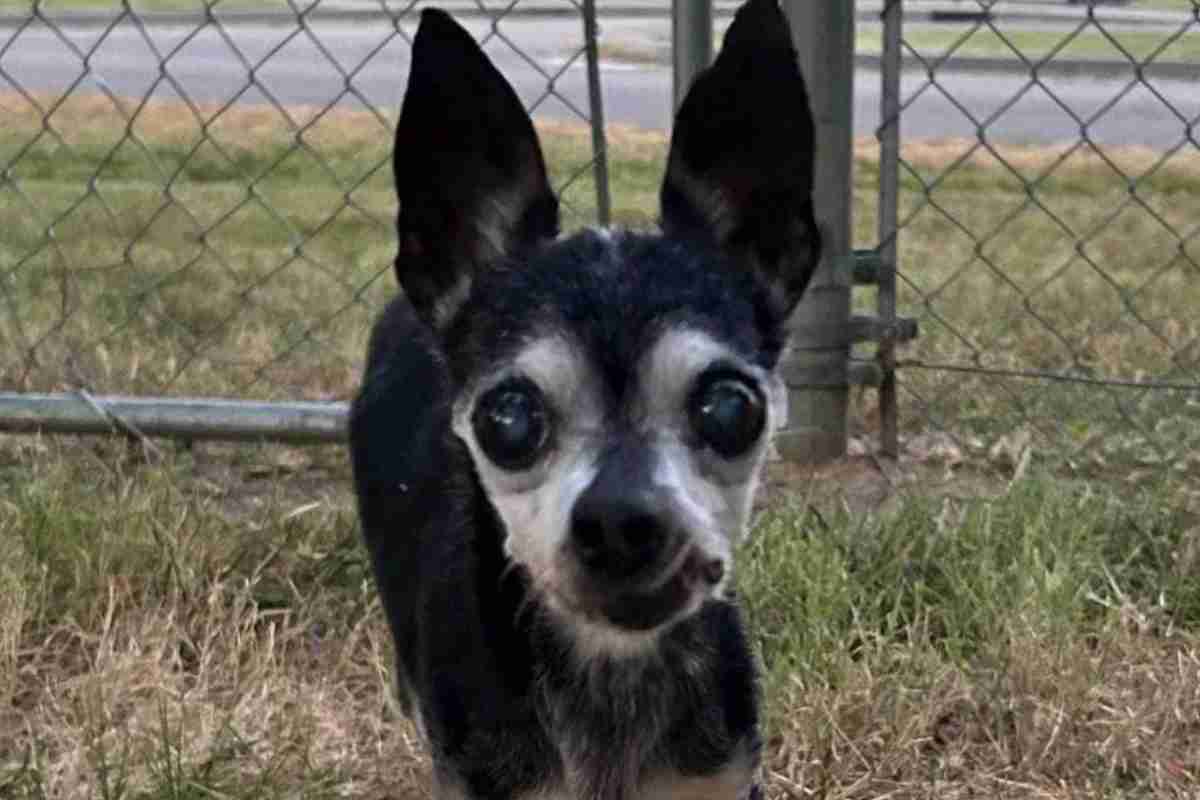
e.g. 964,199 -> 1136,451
570,437 -> 679,583
571,488 -> 673,582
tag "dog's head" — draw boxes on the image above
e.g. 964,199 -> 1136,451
393,0 -> 820,647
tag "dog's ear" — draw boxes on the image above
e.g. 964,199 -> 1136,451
660,0 -> 821,316
393,9 -> 560,328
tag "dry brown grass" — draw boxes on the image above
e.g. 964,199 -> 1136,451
742,478 -> 1200,799
16,90 -> 1195,200
0,93 -> 615,400
856,135 -> 1200,180
0,91 -> 386,149
0,436 -> 432,799
765,632 -> 1200,798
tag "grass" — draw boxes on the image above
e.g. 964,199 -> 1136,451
0,94 -> 654,401
0,437 -> 407,799
0,0 -> 286,12
604,25 -> 1200,69
0,438 -> 1196,799
1138,0 -> 1200,9
3,0 -> 1197,11
743,477 -> 1200,796
857,24 -> 1200,63
1,91 -> 1199,796
9,90 -> 1194,478
595,40 -> 670,65
858,135 -> 1200,481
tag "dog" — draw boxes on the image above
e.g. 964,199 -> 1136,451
349,0 -> 821,796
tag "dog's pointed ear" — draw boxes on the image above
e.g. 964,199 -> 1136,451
393,9 -> 560,328
660,0 -> 821,316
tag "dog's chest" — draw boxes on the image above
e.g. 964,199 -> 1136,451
524,633 -> 757,800
516,765 -> 756,800
634,761 -> 758,800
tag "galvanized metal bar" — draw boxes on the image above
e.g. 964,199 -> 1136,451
790,314 -> 918,348
877,0 -> 903,457
581,0 -> 612,227
0,393 -> 347,444
672,0 -> 712,111
852,249 -> 884,284
784,360 -> 884,389
776,0 -> 856,464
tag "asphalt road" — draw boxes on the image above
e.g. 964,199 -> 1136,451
1,15 -> 1195,149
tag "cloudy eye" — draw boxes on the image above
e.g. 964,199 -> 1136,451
473,377 -> 551,471
689,372 -> 766,459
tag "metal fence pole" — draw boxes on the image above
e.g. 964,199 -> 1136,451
582,0 -> 611,226
0,393 -> 346,444
672,0 -> 712,110
775,0 -> 856,464
877,0 -> 903,457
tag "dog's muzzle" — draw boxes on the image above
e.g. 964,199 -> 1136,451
566,442 -> 724,631
594,546 -> 725,630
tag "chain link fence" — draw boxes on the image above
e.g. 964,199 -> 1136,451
872,0 -> 1200,484
3,0 -> 1199,480
0,0 -> 608,439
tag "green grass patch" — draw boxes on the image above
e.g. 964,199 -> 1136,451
1137,0 -> 1200,9
743,478 -> 1200,685
857,23 -> 1200,62
615,14 -> 1200,68
0,0 -> 286,12
741,475 -> 1200,795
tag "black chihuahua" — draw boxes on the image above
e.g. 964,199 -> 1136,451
350,1 -> 821,796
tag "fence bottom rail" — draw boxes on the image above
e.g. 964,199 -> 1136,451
0,393 -> 348,444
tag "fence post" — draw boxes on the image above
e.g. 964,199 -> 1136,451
774,0 -> 855,464
672,0 -> 712,110
877,0 -> 903,457
581,0 -> 612,227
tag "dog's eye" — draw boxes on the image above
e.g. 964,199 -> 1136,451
690,373 -> 766,459
473,378 -> 551,471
